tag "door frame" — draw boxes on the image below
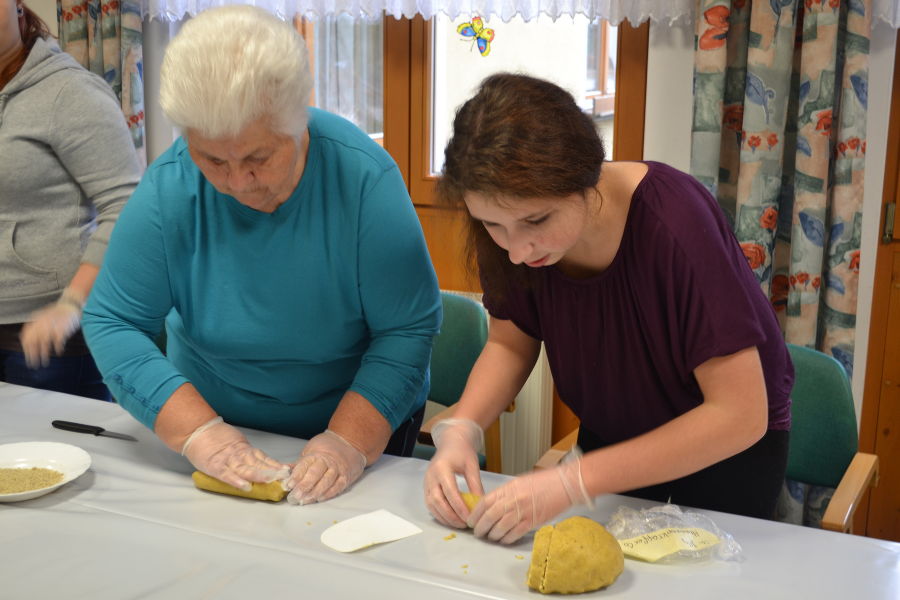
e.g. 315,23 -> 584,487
859,30 -> 900,536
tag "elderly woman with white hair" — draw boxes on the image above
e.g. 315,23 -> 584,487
82,5 -> 441,505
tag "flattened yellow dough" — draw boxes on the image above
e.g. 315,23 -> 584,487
191,471 -> 287,502
526,516 -> 624,594
461,492 -> 481,512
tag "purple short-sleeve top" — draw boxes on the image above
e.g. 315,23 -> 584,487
481,162 -> 793,444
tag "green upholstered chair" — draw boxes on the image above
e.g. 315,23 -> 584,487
413,291 -> 508,473
780,343 -> 878,533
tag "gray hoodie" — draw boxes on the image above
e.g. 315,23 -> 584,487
0,37 -> 141,323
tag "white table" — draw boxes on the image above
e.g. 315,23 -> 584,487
1,382 -> 898,599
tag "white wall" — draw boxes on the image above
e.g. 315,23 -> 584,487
643,19 -> 898,418
644,23 -> 695,172
27,0 -> 57,37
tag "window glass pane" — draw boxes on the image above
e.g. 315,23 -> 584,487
307,15 -> 384,139
605,23 -> 618,96
431,14 -> 615,174
586,20 -> 601,91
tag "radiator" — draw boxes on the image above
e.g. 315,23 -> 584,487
498,345 -> 554,475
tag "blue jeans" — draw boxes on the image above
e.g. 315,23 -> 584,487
0,350 -> 111,401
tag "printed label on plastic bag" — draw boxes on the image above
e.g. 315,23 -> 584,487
618,527 -> 721,562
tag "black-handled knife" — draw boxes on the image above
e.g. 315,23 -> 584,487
52,420 -> 138,442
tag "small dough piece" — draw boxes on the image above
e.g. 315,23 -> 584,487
191,471 -> 287,502
461,491 -> 481,512
526,516 -> 624,594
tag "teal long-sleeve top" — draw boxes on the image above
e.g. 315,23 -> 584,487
82,108 -> 442,438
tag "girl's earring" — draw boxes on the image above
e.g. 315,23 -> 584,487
17,5 -> 25,16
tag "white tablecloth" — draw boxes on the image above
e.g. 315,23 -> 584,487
1,382 -> 898,599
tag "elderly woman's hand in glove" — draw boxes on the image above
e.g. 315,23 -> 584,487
285,429 -> 367,505
181,416 -> 291,491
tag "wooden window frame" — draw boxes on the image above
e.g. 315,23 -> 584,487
383,16 -> 649,205
586,20 -> 615,116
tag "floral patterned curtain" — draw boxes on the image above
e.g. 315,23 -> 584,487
58,0 -> 146,167
689,0 -> 871,528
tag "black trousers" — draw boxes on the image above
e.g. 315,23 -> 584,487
578,427 -> 790,520
382,404 -> 426,458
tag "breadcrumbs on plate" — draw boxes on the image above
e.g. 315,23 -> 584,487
0,467 -> 63,494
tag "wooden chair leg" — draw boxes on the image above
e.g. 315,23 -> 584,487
484,419 -> 502,473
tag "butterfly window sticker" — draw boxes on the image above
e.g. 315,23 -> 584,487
457,16 -> 495,57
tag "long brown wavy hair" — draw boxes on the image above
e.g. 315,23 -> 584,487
435,73 -> 606,301
0,3 -> 51,90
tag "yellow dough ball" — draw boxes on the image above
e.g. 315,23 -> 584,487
191,471 -> 287,502
461,492 -> 481,512
526,516 -> 624,594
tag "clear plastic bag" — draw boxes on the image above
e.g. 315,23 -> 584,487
605,503 -> 744,563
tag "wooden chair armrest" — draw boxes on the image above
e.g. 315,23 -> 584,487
484,420 -> 502,473
821,452 -> 879,533
534,428 -> 580,470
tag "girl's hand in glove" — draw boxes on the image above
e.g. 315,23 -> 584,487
286,429 -> 366,505
181,417 -> 291,491
423,418 -> 485,529
20,290 -> 84,369
467,452 -> 592,544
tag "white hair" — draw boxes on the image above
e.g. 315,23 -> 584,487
159,5 -> 312,139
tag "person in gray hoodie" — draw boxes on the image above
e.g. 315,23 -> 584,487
0,0 -> 141,399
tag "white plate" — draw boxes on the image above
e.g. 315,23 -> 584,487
0,442 -> 91,502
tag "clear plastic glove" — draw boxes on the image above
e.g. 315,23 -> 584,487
468,451 -> 592,544
423,418 -> 485,529
20,290 -> 84,369
285,429 -> 367,505
181,417 -> 291,491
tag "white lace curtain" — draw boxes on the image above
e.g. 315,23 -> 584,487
141,0 -> 900,27
141,0 -> 694,24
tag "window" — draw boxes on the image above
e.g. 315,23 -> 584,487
430,14 -> 618,175
587,19 -> 617,115
295,15 -> 385,142
385,17 -> 647,210
302,15 -> 649,290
